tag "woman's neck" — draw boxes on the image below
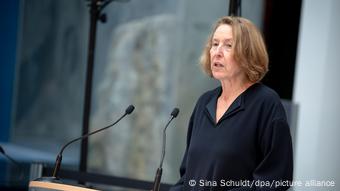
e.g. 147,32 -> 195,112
219,78 -> 253,102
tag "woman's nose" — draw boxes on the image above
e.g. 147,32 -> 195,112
215,45 -> 223,55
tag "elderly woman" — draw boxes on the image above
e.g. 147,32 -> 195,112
171,16 -> 293,190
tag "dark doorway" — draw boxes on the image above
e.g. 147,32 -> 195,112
262,0 -> 302,100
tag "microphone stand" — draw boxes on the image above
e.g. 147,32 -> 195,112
34,105 -> 134,184
152,108 -> 179,191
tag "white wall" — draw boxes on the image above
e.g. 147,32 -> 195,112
293,0 -> 340,190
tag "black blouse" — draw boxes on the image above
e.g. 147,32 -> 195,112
170,83 -> 293,191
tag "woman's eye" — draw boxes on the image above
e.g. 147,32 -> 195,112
223,43 -> 232,48
212,42 -> 219,47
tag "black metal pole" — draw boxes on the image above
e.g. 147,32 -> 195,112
79,0 -> 100,174
228,0 -> 241,16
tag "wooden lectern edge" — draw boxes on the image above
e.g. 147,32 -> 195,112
29,180 -> 100,191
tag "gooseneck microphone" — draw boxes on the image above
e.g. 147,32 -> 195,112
0,145 -> 24,180
0,145 -> 21,167
152,108 -> 180,191
52,105 -> 135,178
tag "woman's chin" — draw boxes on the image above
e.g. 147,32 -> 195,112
212,72 -> 227,80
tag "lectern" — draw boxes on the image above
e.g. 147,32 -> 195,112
29,180 -> 99,191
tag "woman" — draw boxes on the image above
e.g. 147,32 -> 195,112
171,16 -> 293,190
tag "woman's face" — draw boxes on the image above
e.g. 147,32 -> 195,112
210,24 -> 243,81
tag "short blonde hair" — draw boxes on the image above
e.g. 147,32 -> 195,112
200,16 -> 268,82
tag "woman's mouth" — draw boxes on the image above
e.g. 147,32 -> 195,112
213,62 -> 224,68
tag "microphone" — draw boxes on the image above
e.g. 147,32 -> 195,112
0,145 -> 24,180
0,145 -> 21,167
51,105 -> 135,179
152,108 -> 180,191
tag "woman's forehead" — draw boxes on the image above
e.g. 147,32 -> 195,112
213,25 -> 233,39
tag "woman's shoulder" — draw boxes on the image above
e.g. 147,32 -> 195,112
248,83 -> 282,104
248,83 -> 287,120
196,86 -> 221,104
